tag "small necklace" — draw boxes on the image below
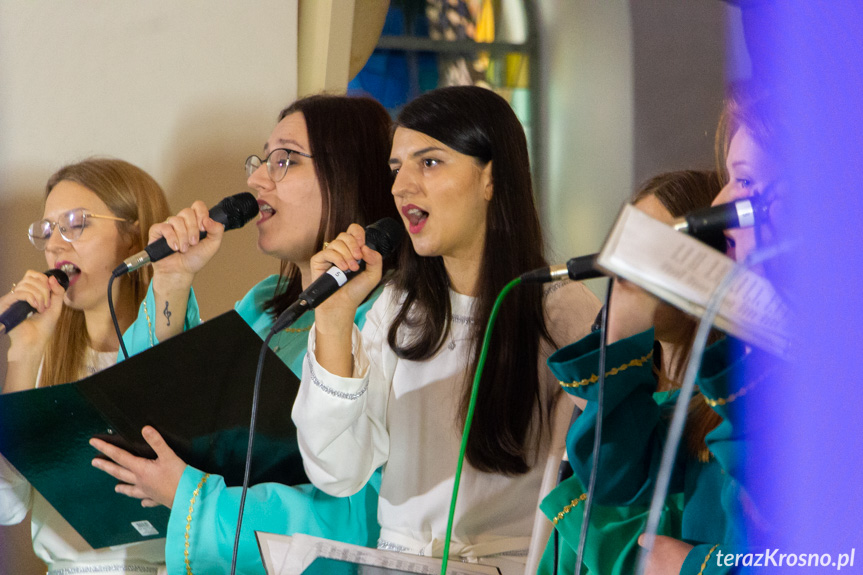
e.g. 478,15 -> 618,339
452,314 -> 476,325
448,314 -> 477,350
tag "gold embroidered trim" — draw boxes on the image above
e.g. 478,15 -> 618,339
703,383 -> 753,407
283,325 -> 312,333
143,299 -> 153,348
559,350 -> 653,389
698,544 -> 720,575
702,368 -> 771,407
184,473 -> 211,575
551,493 -> 588,525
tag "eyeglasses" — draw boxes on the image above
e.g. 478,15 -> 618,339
244,148 -> 313,182
28,208 -> 128,250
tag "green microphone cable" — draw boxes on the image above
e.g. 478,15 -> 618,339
440,276 -> 522,575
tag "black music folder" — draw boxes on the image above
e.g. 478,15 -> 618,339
0,310 -> 306,549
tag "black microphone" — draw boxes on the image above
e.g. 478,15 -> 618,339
672,196 -> 769,238
112,192 -> 260,277
0,269 -> 70,335
520,254 -> 604,284
272,218 -> 404,331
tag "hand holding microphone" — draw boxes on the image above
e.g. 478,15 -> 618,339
139,201 -> 227,288
112,192 -> 259,278
0,269 -> 69,337
275,218 -> 403,332
108,192 -> 258,349
294,218 -> 403,376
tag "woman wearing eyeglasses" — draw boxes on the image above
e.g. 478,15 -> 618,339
118,95 -> 398,375
0,158 -> 171,573
89,94 -> 399,574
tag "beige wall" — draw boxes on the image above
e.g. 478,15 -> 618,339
0,1 -> 300,326
536,0 -> 733,297
537,0 -> 634,295
0,0 -> 734,571
0,1 -> 300,571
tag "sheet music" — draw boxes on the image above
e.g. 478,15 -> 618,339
256,532 -> 500,575
597,205 -> 792,357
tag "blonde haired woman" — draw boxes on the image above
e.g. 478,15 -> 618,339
0,157 -> 171,574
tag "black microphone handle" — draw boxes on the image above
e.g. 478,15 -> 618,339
271,218 -> 403,331
296,218 -> 402,310
0,269 -> 70,335
271,262 -> 371,332
684,204 -> 744,237
113,192 -> 259,277
567,254 -> 604,281
144,193 -> 257,263
520,254 -> 603,284
142,232 -> 208,263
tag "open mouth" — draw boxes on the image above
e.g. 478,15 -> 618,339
402,206 -> 428,233
57,262 -> 81,285
258,200 -> 276,223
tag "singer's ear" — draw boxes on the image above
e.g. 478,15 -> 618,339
125,220 -> 141,253
481,161 -> 493,201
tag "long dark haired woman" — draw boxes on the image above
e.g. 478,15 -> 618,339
294,85 -> 601,574
89,94 -> 399,573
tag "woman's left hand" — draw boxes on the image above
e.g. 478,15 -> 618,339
637,534 -> 693,575
90,426 -> 186,508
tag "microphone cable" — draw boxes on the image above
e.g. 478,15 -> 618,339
439,275 -> 609,575
108,273 -> 130,361
439,276 -> 522,575
571,277 -> 612,575
226,274 -> 370,574
634,241 -> 794,575
229,326 -> 277,575
226,220 -> 402,573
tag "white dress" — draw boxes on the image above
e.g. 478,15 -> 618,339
293,281 -> 600,573
0,348 -> 167,575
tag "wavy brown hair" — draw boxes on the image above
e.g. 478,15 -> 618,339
264,94 -> 399,316
387,86 -> 552,475
40,158 -> 170,387
632,170 -> 724,460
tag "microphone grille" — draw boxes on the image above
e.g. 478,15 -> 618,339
214,192 -> 260,230
365,217 -> 404,259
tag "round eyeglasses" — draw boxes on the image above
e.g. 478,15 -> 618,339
244,148 -> 313,182
28,208 -> 129,250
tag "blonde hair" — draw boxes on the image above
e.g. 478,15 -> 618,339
39,158 -> 170,387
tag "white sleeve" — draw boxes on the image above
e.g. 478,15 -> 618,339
292,295 -> 396,497
0,454 -> 32,525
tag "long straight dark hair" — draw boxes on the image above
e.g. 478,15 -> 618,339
265,94 -> 399,316
387,86 -> 552,475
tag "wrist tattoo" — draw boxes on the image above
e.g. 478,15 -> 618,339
163,301 -> 172,326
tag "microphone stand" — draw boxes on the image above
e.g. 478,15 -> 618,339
634,241 -> 794,575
